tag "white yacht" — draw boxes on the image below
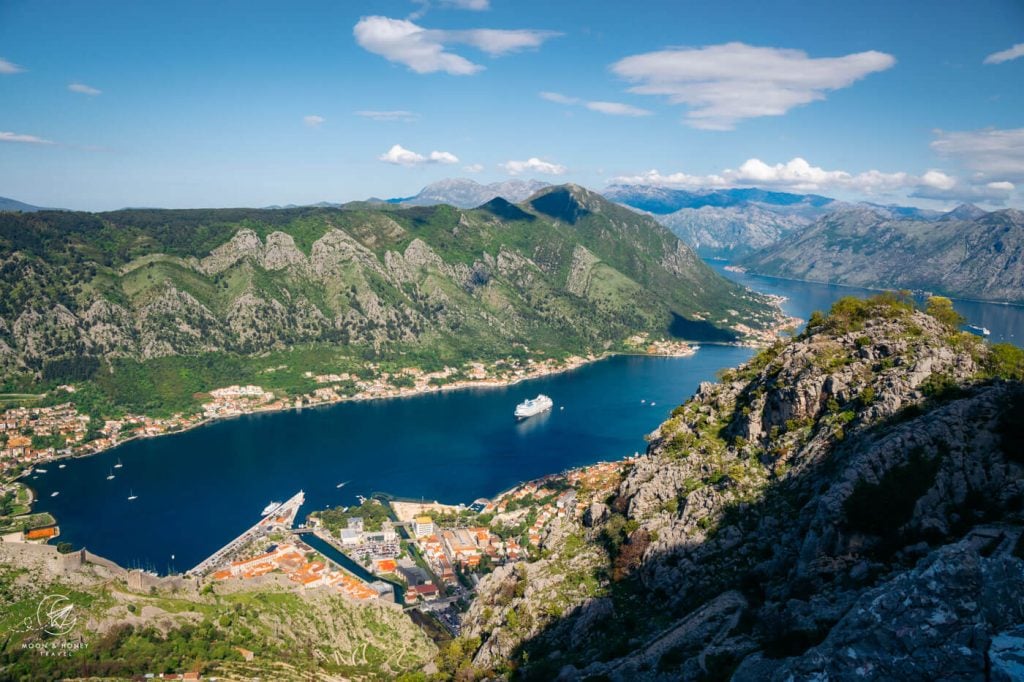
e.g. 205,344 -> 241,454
515,394 -> 553,419
127,489 -> 138,501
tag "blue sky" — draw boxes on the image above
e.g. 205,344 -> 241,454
1,0 -> 1022,210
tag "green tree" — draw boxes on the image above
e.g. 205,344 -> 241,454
925,296 -> 964,328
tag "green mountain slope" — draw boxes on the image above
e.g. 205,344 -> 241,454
740,205 -> 1024,303
0,185 -> 778,409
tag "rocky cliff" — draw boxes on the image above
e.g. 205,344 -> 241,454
741,205 -> 1024,303
461,295 -> 1024,680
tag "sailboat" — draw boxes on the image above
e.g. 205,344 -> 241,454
114,458 -> 123,469
106,469 -> 115,480
127,489 -> 138,501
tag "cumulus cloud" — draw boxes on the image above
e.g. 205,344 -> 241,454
613,156 -> 1018,205
612,158 -> 911,193
930,127 -> 1024,182
354,15 -> 558,75
0,58 -> 24,74
611,42 -> 895,130
540,91 -> 652,117
502,157 -> 566,175
0,131 -> 54,144
983,43 -> 1024,65
463,163 -> 484,173
68,82 -> 102,96
355,110 -> 419,122
378,143 -> 459,166
303,115 -> 326,127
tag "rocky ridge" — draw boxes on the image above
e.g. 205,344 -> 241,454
0,188 -> 779,386
741,205 -> 1024,303
461,296 -> 1024,680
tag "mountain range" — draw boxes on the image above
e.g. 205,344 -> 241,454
605,185 -> 948,258
386,178 -> 552,208
740,204 -> 1024,303
0,184 -> 777,413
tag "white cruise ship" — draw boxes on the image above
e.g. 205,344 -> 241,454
261,501 -> 282,516
514,394 -> 553,419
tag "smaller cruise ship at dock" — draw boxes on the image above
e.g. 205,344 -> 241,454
515,394 -> 553,419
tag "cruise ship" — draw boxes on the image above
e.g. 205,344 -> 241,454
515,394 -> 553,419
261,501 -> 282,516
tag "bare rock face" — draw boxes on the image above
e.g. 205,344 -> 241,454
262,231 -> 305,271
463,303 -> 1024,680
734,533 -> 1024,681
199,228 -> 264,274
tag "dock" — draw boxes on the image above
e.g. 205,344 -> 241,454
187,490 -> 305,576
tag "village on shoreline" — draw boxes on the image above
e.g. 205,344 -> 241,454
0,335 -> 708,481
0,303 -> 798,553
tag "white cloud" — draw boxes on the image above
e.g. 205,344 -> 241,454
428,150 -> 459,164
930,128 -> 1024,182
441,0 -> 490,9
355,110 -> 419,122
540,91 -> 579,105
0,58 -> 24,74
983,43 -> 1024,65
613,156 -> 1019,205
584,101 -> 652,117
540,91 -> 652,117
353,15 -> 558,75
611,42 -> 895,130
501,157 -> 566,175
0,131 -> 55,145
68,82 -> 102,96
464,163 -> 484,173
378,143 -> 459,166
303,115 -> 326,127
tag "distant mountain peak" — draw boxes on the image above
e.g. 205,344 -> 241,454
940,203 -> 988,222
526,184 -> 603,224
387,177 -> 551,208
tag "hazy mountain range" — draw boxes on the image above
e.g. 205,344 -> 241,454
386,178 -> 552,208
740,204 -> 1024,302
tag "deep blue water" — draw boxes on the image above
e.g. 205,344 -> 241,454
709,261 -> 1024,345
27,349 -> 753,573
27,262 -> 1024,574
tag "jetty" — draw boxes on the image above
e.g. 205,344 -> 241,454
187,490 -> 305,576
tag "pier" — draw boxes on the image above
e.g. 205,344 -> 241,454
187,490 -> 305,576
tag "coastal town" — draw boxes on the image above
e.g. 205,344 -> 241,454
0,341 -> 700,478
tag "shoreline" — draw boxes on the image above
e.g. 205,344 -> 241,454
726,265 -> 1024,310
13,346 -> 709,494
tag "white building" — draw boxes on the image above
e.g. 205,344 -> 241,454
414,516 -> 434,538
